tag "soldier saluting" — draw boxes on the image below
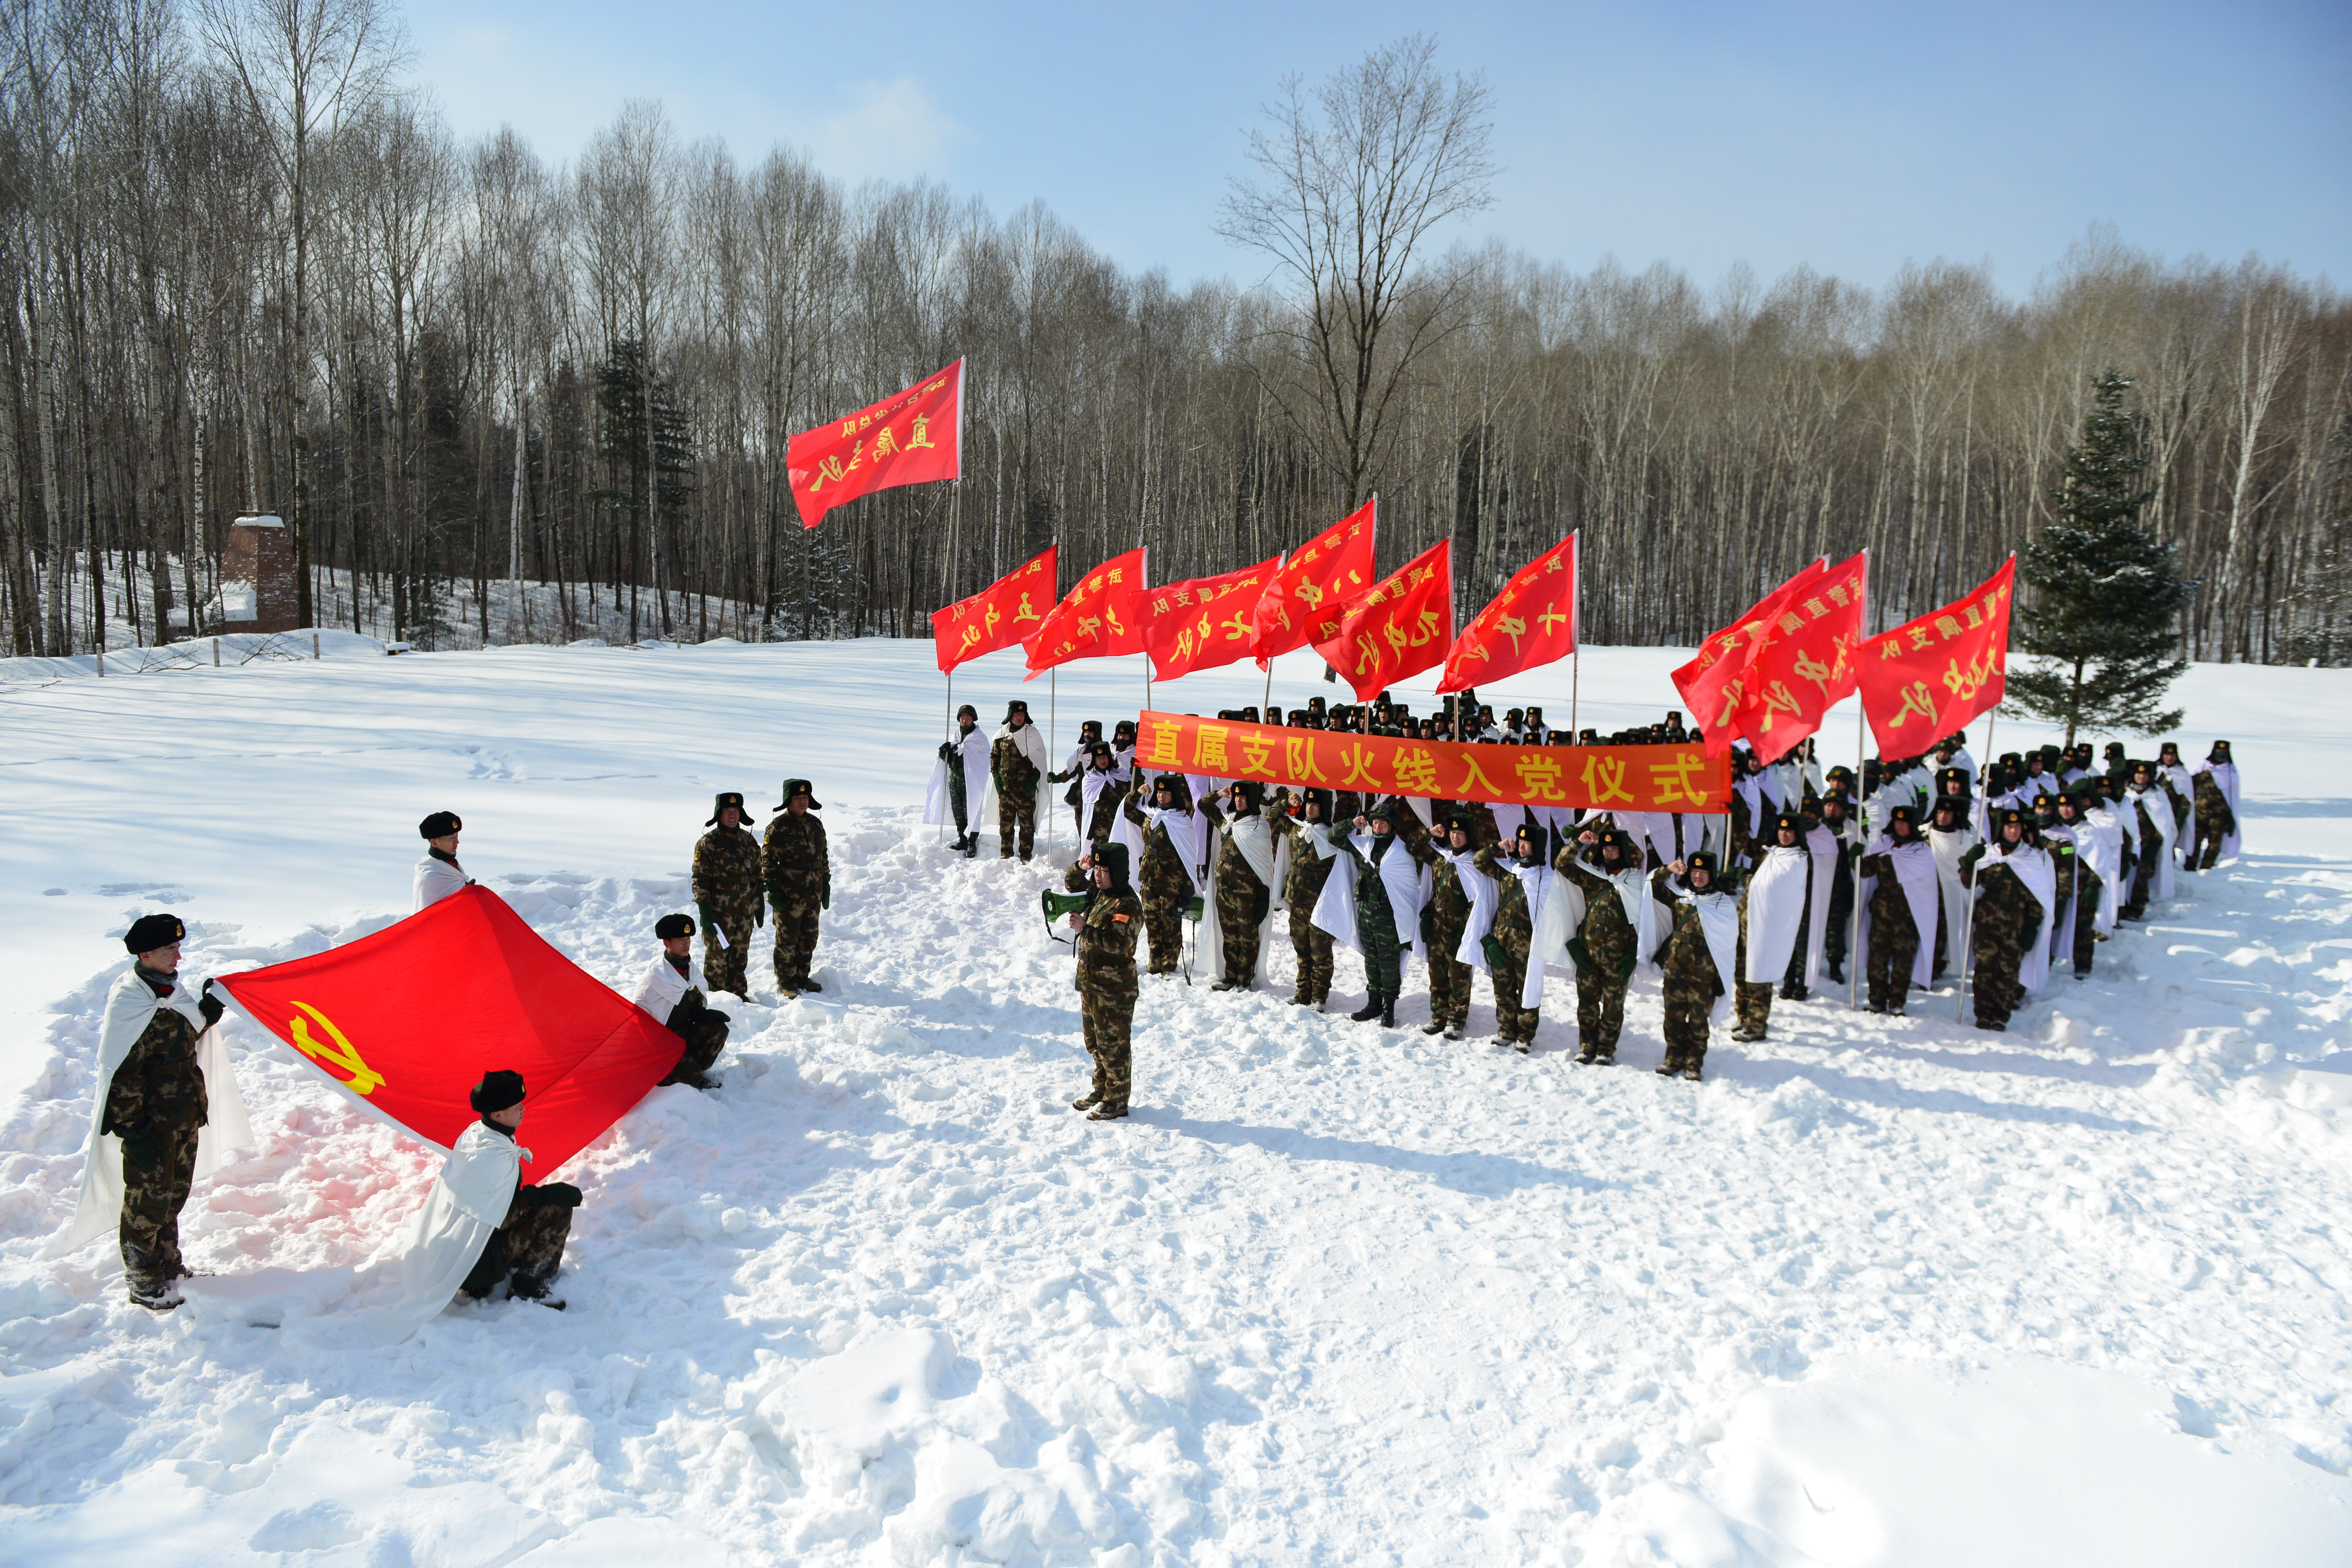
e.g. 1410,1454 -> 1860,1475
692,791 -> 762,1001
1061,843 -> 1144,1120
763,778 -> 831,996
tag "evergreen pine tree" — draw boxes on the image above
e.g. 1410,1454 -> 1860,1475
2006,371 -> 2193,746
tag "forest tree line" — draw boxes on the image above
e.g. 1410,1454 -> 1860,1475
4,0 -> 2348,663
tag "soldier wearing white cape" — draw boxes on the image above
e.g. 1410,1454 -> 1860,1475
1734,810 -> 1835,1043
1652,853 -> 1741,1080
362,1070 -> 583,1344
2189,740 -> 2242,867
1203,782 -> 1288,990
1310,800 -> 1435,1028
922,703 -> 991,857
1856,805 -> 1940,1014
1922,795 -> 1983,980
412,810 -> 473,911
980,700 -> 1053,861
51,914 -> 253,1310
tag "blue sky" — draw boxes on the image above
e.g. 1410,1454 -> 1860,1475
406,0 -> 2350,295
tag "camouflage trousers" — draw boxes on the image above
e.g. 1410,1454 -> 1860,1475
1217,876 -> 1269,985
660,1006 -> 729,1085
2123,846 -> 2158,920
2188,797 -> 2231,870
1660,969 -> 1718,1073
119,1112 -> 201,1299
1865,911 -> 1920,1012
1490,936 -> 1538,1045
1576,971 -> 1627,1058
2068,872 -> 2101,976
1288,911 -> 1334,1003
998,789 -> 1037,860
770,882 -> 822,989
1735,982 -> 1775,1035
701,891 -> 759,997
1081,982 -> 1137,1111
1359,894 -> 1403,996
1971,921 -> 2030,1029
1142,893 -> 1186,974
1425,908 -> 1472,1026
461,1202 -> 574,1298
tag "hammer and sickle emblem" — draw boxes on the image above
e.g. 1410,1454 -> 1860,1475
288,1001 -> 386,1095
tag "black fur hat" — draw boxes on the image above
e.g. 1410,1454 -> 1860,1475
124,913 -> 185,954
655,913 -> 696,940
775,778 -> 821,810
418,810 -> 462,839
1094,841 -> 1132,891
470,1069 -> 525,1115
706,791 -> 750,827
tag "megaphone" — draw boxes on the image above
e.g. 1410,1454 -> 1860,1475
1041,888 -> 1091,944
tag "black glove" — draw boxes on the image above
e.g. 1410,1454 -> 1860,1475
821,883 -> 831,912
531,1182 -> 585,1210
198,978 -> 225,1029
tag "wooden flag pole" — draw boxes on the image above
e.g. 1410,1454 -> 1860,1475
941,672 -> 952,845
1049,668 -> 1058,862
1849,689 -> 1865,1009
1569,530 -> 1582,743
1954,706 -> 1997,1023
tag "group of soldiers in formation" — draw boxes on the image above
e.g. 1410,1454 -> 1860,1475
74,689 -> 2240,1316
924,690 -> 2246,1121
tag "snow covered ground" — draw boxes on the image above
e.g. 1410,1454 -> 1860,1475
2,638 -> 2349,1566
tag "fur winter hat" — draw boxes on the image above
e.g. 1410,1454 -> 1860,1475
775,778 -> 821,810
655,913 -> 696,940
470,1069 -> 525,1115
1093,842 -> 1132,892
1678,850 -> 1720,890
418,810 -> 462,839
124,913 -> 185,954
956,703 -> 978,722
706,792 -> 750,827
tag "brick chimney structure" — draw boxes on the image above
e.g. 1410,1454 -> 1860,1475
220,515 -> 299,633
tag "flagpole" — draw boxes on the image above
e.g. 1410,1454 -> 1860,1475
1569,530 -> 1582,743
1955,705 -> 1996,1023
1848,553 -> 1871,1011
1049,668 -> 1058,863
942,671 -> 952,845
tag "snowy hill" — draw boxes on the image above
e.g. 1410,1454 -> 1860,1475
1,639 -> 2349,1565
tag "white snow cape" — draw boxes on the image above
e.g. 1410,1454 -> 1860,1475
1502,860 -> 1580,1012
977,721 -> 1053,839
1974,840 -> 2059,995
1079,764 -> 1127,831
1668,881 -> 1741,1023
361,1120 -> 529,1345
1113,797 -> 1209,894
1204,813 -> 1290,984
2126,784 -> 2180,900
921,727 -> 991,828
630,952 -> 710,1019
1743,841 -> 1824,987
1439,849 -> 1504,973
1571,855 -> 1665,968
2193,759 -> 2242,859
413,853 -> 470,912
1310,829 -> 1428,957
1925,823 -> 1983,973
2073,804 -> 2125,932
1855,835 -> 1940,992
52,968 -> 255,1258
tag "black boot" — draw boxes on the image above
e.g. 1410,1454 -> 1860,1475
1378,994 -> 1397,1028
1348,995 -> 1382,1022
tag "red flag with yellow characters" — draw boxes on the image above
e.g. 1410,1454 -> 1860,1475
1859,557 -> 2014,755
1248,497 -> 1377,667
1141,554 -> 1283,682
1438,532 -> 1577,694
787,360 -> 963,530
1672,559 -> 1828,757
1728,550 -> 1870,755
1024,547 -> 1147,677
213,887 -> 682,1181
1313,538 -> 1454,701
930,545 -> 1056,674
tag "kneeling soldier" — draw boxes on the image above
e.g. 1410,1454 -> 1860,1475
451,1072 -> 580,1310
1064,844 -> 1144,1120
633,914 -> 729,1089
692,792 -> 762,1000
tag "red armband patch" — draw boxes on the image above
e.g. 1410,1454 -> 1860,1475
1112,913 -> 1130,923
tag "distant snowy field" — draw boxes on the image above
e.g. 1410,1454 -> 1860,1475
2,638 -> 2349,1567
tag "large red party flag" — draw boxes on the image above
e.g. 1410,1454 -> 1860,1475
213,887 -> 680,1182
1730,550 -> 1870,755
930,544 -> 1057,674
1438,532 -> 1577,694
1313,538 -> 1454,701
1142,554 -> 1283,682
1859,557 -> 2015,755
1249,498 -> 1377,666
1672,558 -> 1828,757
787,360 -> 963,530
1025,547 -> 1146,677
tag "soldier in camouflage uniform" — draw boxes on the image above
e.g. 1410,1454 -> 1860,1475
1210,782 -> 1276,991
1651,853 -> 1733,1081
1558,826 -> 1643,1064
1061,842 -> 1144,1120
1960,808 -> 2045,1031
1422,813 -> 1480,1037
1077,741 -> 1130,843
1858,806 -> 1928,1015
1472,824 -> 1545,1052
2048,790 -> 2103,976
1125,773 -> 1204,974
762,778 -> 830,995
1272,787 -> 1339,1008
105,914 -> 224,1309
991,700 -> 1045,861
2188,748 -> 2237,871
1328,800 -> 1436,1028
692,791 -> 763,1000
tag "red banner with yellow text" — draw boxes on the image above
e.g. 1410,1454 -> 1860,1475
1728,550 -> 1869,756
1672,559 -> 1828,757
1024,547 -> 1146,676
930,545 -> 1056,674
215,887 -> 681,1180
1439,532 -> 1577,694
787,360 -> 962,530
1859,557 -> 2015,755
1248,498 -> 1377,666
1133,711 -> 1732,813
1313,538 -> 1454,701
1141,554 -> 1283,682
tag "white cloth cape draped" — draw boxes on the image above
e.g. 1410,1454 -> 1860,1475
1669,883 -> 1741,1023
1975,841 -> 2058,995
1855,836 -> 1940,991
630,953 -> 710,1019
1571,855 -> 1666,968
1310,830 -> 1427,959
1440,849 -> 1505,974
413,854 -> 470,912
921,728 -> 992,828
977,721 -> 1053,837
1204,814 -> 1289,983
361,1120 -> 530,1345
1078,764 -> 1127,829
52,967 -> 255,1257
2193,760 -> 2242,859
2039,822 -> 2081,963
2073,805 -> 2125,932
2126,784 -> 2180,900
1114,798 -> 1209,895
1505,861 -> 1581,1012
1743,843 -> 1817,986
1925,824 -> 1983,969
